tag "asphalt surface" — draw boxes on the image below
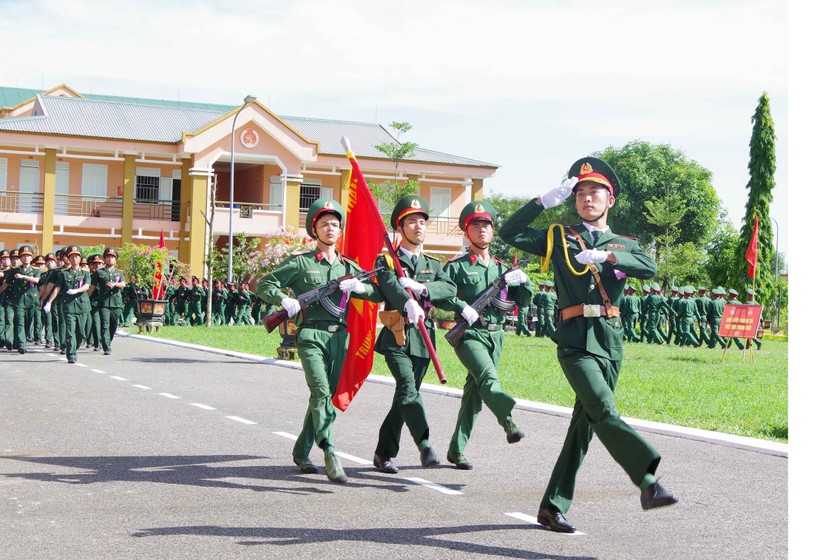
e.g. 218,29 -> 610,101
1,332 -> 788,559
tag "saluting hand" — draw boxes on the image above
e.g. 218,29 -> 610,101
540,177 -> 578,209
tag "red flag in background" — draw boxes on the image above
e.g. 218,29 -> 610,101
745,214 -> 759,278
152,229 -> 166,299
332,137 -> 388,412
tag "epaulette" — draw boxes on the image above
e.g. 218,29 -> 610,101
448,253 -> 469,263
615,233 -> 639,241
291,250 -> 312,257
424,253 -> 442,262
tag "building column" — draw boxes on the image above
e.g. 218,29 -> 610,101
284,177 -> 301,233
178,158 -> 193,260
471,178 -> 484,202
121,154 -> 136,247
41,148 -> 57,253
187,171 -> 209,277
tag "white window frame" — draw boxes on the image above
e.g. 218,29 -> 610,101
135,167 -> 161,204
429,187 -> 451,218
55,161 -> 70,214
0,158 -> 7,191
81,163 -> 108,201
19,160 -> 41,212
269,175 -> 285,212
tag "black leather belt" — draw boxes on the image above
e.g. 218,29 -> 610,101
302,322 -> 342,333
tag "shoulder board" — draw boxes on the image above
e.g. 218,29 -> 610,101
383,254 -> 396,271
424,253 -> 442,262
614,233 -> 639,241
448,253 -> 469,263
291,250 -> 312,257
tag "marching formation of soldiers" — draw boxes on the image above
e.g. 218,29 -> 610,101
622,283 -> 762,350
162,276 -> 270,327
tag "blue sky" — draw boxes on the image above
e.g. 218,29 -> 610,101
2,0 -> 788,257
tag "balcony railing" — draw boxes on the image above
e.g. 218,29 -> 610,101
0,191 -> 177,221
215,200 -> 283,218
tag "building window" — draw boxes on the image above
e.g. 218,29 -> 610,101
299,179 -> 322,211
82,163 -> 108,201
0,158 -> 7,191
135,167 -> 160,204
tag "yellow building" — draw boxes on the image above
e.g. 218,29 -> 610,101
0,84 -> 497,274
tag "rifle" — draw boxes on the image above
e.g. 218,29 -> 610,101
444,255 -> 534,347
262,265 -> 384,333
383,233 -> 447,385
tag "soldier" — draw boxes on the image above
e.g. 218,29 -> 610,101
30,255 -> 46,344
499,156 -> 677,534
695,287 -> 712,347
532,282 -> 546,337
163,276 -> 178,326
187,275 -> 205,326
650,282 -> 669,344
707,286 -> 728,349
622,284 -> 642,342
515,302 -> 532,336
39,253 -> 59,349
173,276 -> 189,325
0,250 -> 11,350
0,245 -> 41,353
664,286 -> 680,345
234,281 -> 254,325
437,200 -> 533,470
726,288 -> 745,350
638,284 -> 651,343
211,278 -> 228,326
371,195 -> 457,474
43,245 -> 91,364
677,286 -> 701,347
86,254 -> 103,350
542,280 -> 557,338
257,198 -> 380,483
93,247 -> 126,355
224,282 -> 238,326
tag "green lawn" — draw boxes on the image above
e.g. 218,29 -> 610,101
142,325 -> 788,443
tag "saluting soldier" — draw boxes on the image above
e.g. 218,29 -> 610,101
257,198 -> 380,483
44,245 -> 91,364
499,156 -> 677,534
93,247 -> 126,355
29,255 -> 47,344
0,245 -> 41,353
371,195 -> 457,474
437,200 -> 533,470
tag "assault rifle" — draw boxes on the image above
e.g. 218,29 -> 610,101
444,255 -> 534,347
262,266 -> 384,333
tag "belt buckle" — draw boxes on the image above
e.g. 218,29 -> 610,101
583,304 -> 601,318
327,325 -> 339,333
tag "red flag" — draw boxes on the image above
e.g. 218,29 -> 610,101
745,214 -> 759,278
152,229 -> 166,299
332,138 -> 388,411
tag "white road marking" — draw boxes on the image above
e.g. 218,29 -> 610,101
132,384 -> 152,390
190,403 -> 216,410
335,451 -> 372,465
273,432 -> 297,440
403,477 -> 463,495
91,369 -> 106,374
110,376 -> 127,381
74,363 -> 87,368
226,416 -> 257,425
159,393 -> 181,399
505,512 -> 585,535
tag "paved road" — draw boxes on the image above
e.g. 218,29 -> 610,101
1,333 -> 788,559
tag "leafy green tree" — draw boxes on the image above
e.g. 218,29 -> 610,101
117,242 -> 188,294
703,210 -> 741,289
369,122 -> 419,212
735,92 -> 777,306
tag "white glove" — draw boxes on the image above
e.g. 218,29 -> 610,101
504,269 -> 529,285
43,301 -> 52,314
404,299 -> 425,325
281,298 -> 301,318
399,276 -> 428,297
575,249 -> 609,265
461,305 -> 479,326
339,277 -> 366,294
66,288 -> 80,295
539,176 -> 578,209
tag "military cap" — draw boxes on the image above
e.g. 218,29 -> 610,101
650,282 -> 661,291
746,288 -> 755,295
728,288 -> 739,296
0,249 -> 9,258
684,285 -> 695,294
544,280 -> 554,287
89,254 -> 104,264
676,287 -> 684,296
33,255 -> 46,265
9,249 -> 19,258
459,200 -> 497,231
18,245 -> 34,256
626,284 -> 637,292
712,287 -> 726,296
642,283 -> 650,292
305,198 -> 344,238
65,245 -> 82,257
104,247 -> 119,258
391,194 -> 430,230
567,156 -> 621,198
45,252 -> 56,262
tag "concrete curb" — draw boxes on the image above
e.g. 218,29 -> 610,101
122,331 -> 788,459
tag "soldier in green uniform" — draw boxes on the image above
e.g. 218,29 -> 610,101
437,200 -> 533,470
726,288 -> 746,350
707,287 -> 728,349
695,287 -> 712,347
0,250 -> 11,350
257,198 -> 380,483
224,282 -> 237,326
677,286 -> 701,347
499,156 -> 677,533
173,276 -> 189,325
86,254 -> 103,350
664,286 -> 680,344
187,276 -> 205,326
93,247 -> 126,355
40,249 -> 66,352
44,245 -> 91,364
649,282 -> 669,344
638,284 -> 651,343
515,302 -> 532,336
543,281 -> 557,338
29,255 -> 46,344
38,253 -> 59,348
211,278 -> 228,325
371,195 -> 457,474
532,282 -> 546,337
622,284 -> 642,342
234,281 -> 254,325
163,277 -> 178,326
0,245 -> 41,353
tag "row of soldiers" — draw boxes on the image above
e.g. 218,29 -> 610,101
161,276 -> 270,327
515,281 -> 557,337
618,283 -> 763,349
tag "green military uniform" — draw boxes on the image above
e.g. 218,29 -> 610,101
93,248 -> 125,355
0,250 -> 13,350
676,286 -> 700,347
163,283 -> 177,326
2,246 -> 41,353
499,156 -> 675,531
187,277 -> 206,326
438,201 -> 533,469
638,284 -> 651,342
173,278 -> 189,325
49,245 -> 91,364
257,198 -> 380,483
211,281 -> 228,325
745,288 -> 763,350
224,283 -> 237,325
87,255 -> 103,350
695,287 -> 712,347
726,289 -> 745,350
649,283 -> 669,344
234,284 -> 254,325
664,288 -> 680,344
542,281 -> 557,338
515,303 -> 532,336
622,285 -> 642,342
532,284 -> 546,337
707,287 -> 728,349
372,195 -> 458,472
39,254 -> 58,348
